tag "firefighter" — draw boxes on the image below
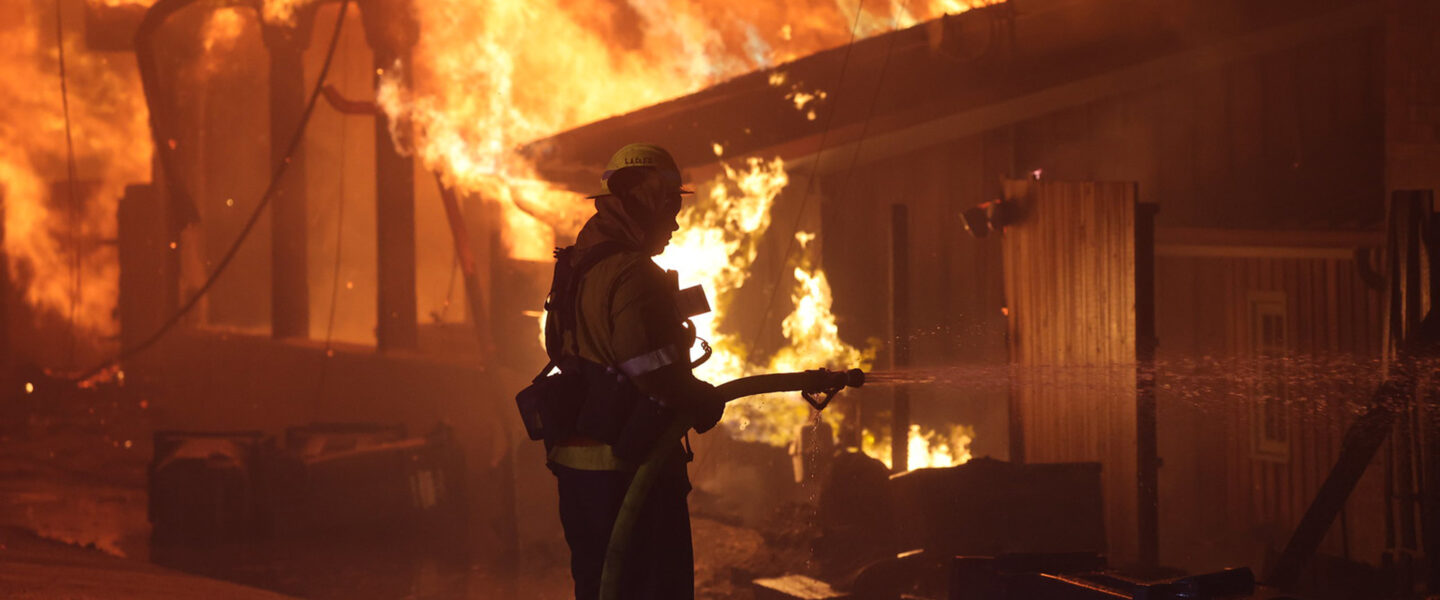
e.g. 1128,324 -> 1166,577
541,143 -> 725,600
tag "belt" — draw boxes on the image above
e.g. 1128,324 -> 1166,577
548,437 -> 630,471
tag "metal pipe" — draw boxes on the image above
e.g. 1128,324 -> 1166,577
891,204 -> 911,473
435,178 -> 494,357
1135,201 -> 1159,568
714,368 -> 865,401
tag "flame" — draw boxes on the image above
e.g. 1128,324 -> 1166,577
863,424 -> 974,471
201,8 -> 246,56
771,72 -> 828,121
656,157 -> 788,390
0,0 -> 334,360
653,157 -> 878,446
381,0 -> 1004,260
374,0 -> 1004,448
85,0 -> 316,24
1,0 -> 151,350
0,0 -> 1000,410
261,0 -> 313,27
652,158 -> 970,459
198,6 -> 251,78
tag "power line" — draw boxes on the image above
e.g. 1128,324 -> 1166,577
54,0 -> 81,367
316,9 -> 353,401
78,0 -> 352,382
749,1 -> 899,350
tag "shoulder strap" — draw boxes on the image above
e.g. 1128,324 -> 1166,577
543,241 -> 629,362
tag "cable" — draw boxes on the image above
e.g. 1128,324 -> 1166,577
323,31 -> 349,353
747,0 -> 894,348
78,0 -> 352,381
433,252 -> 460,323
54,0 -> 81,367
315,10 -> 352,401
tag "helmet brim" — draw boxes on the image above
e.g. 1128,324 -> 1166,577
587,187 -> 695,200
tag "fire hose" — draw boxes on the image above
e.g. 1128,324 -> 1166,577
598,368 -> 865,600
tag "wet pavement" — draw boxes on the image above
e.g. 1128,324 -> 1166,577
0,527 -> 298,600
0,377 -> 778,599
0,377 -> 572,599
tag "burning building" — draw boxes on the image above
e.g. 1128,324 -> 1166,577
3,0 -> 1440,597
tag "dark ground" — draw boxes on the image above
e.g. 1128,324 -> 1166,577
0,374 -> 811,599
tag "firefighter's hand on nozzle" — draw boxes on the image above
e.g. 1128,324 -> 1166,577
691,382 -> 725,434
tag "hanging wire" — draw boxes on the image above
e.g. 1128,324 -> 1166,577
433,251 -> 460,323
54,0 -> 82,367
315,7 -> 353,400
749,0 -> 900,347
78,0 -> 352,381
323,48 -> 349,352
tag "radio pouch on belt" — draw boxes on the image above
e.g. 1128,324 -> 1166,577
514,242 -> 626,447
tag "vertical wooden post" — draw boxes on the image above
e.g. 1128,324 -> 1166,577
263,21 -> 313,340
374,58 -> 417,352
438,180 -> 494,357
1135,201 -> 1159,568
1268,190 -> 1435,588
1395,194 -> 1427,567
1000,179 -> 1143,562
363,2 -> 419,352
0,187 -> 8,368
1391,189 -> 1440,593
117,184 -> 177,356
891,204 -> 910,473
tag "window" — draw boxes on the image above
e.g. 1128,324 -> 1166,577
1249,292 -> 1289,462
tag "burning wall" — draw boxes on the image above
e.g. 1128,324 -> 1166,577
377,0 -> 1001,260
3,0 -> 998,360
1,0 -> 151,367
5,0 -> 993,468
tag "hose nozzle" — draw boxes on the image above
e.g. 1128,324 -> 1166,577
800,367 -> 867,411
715,367 -> 868,408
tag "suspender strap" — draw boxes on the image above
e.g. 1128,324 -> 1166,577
543,241 -> 630,363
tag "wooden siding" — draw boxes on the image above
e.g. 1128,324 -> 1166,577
1154,251 -> 1385,570
796,4 -> 1387,574
1001,179 -> 1141,564
1003,23 -> 1383,231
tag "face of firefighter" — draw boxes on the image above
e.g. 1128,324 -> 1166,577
611,167 -> 683,255
644,191 -> 683,256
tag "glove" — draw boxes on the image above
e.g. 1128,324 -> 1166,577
691,381 -> 726,434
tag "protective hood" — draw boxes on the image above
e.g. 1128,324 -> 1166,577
574,169 -> 678,257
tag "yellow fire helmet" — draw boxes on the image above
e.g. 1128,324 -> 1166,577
589,143 -> 694,199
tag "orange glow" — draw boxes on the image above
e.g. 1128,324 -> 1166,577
261,0 -> 312,26
863,424 -> 975,471
652,157 -> 878,446
201,8 -> 246,56
381,0 -> 1004,259
1,1 -> 151,344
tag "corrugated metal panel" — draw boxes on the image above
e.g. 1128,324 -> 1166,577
1002,179 -> 1140,563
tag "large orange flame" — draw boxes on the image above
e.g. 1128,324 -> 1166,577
370,0 -> 1000,446
380,0 -> 1001,259
1,1 -> 151,354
